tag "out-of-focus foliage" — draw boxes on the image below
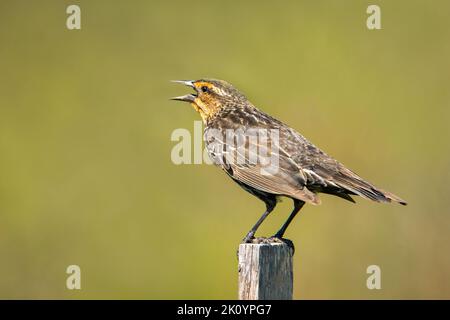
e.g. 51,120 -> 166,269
0,0 -> 449,299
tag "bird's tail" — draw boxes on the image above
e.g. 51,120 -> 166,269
376,188 -> 407,206
334,166 -> 407,206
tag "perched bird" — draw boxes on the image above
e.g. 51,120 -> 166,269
171,79 -> 406,243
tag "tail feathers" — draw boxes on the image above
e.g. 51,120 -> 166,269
333,168 -> 407,206
339,181 -> 407,206
321,189 -> 356,203
377,188 -> 407,206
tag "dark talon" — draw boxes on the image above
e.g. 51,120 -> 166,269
269,236 -> 295,254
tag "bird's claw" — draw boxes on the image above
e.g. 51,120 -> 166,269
237,236 -> 295,258
269,236 -> 295,254
241,233 -> 255,244
241,230 -> 255,243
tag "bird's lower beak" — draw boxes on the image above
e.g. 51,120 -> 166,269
170,94 -> 196,103
170,80 -> 197,103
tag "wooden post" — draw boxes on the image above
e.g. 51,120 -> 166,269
238,241 -> 294,300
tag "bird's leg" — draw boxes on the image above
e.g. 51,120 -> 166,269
242,201 -> 276,243
273,200 -> 305,239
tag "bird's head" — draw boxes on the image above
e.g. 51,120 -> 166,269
171,79 -> 246,122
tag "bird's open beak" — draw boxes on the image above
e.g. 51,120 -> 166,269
170,80 -> 197,102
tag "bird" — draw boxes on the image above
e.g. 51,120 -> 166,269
171,79 -> 407,243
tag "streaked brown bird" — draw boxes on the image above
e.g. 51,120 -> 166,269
171,79 -> 406,243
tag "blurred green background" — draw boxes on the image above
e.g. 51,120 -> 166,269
1,0 -> 449,299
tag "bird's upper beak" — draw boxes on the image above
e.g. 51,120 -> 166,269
170,80 -> 197,103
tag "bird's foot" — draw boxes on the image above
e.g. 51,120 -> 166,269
237,236 -> 295,258
243,236 -> 294,249
268,236 -> 295,254
241,232 -> 255,244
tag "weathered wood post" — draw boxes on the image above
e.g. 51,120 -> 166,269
238,240 -> 294,300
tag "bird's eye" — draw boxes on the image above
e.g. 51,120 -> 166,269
201,86 -> 209,93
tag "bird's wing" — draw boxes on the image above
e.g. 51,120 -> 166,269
204,127 -> 321,204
